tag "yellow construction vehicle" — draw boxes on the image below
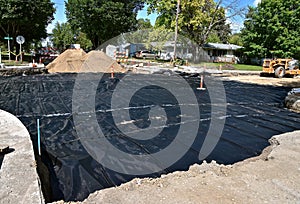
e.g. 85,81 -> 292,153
261,58 -> 300,78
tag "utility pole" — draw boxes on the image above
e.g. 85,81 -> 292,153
173,0 -> 181,63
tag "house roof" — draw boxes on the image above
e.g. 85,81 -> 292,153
203,43 -> 243,50
114,42 -> 243,51
150,41 -> 184,48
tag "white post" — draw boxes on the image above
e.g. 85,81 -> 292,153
20,43 -> 22,62
8,38 -> 11,61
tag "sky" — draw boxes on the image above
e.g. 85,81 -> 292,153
47,0 -> 262,34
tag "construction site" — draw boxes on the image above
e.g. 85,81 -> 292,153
0,48 -> 299,203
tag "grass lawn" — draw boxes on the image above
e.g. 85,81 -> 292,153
199,62 -> 262,71
232,64 -> 262,71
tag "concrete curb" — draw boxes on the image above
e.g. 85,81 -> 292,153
0,110 -> 44,204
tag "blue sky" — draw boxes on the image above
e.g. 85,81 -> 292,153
47,0 -> 261,33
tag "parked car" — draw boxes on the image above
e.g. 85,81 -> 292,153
159,52 -> 172,61
183,53 -> 193,60
135,50 -> 159,59
159,52 -> 184,61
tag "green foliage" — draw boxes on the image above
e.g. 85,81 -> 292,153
207,32 -> 221,43
146,26 -> 174,50
0,0 -> 55,49
76,32 -> 93,51
52,22 -> 73,51
52,22 -> 93,51
147,0 -> 231,46
228,33 -> 243,46
66,0 -> 144,49
137,18 -> 153,30
241,0 -> 300,59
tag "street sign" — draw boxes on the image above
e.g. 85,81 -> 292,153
4,36 -> 13,61
4,37 -> 13,40
16,36 -> 25,44
16,36 -> 25,62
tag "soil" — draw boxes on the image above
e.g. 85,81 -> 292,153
47,50 -> 126,73
51,74 -> 300,204
46,49 -> 87,73
221,74 -> 300,87
80,51 -> 126,73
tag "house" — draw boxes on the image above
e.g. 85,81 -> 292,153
105,42 -> 243,63
203,43 -> 243,63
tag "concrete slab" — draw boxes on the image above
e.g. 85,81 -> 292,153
0,110 -> 44,204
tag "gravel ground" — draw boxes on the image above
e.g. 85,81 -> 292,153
221,75 -> 300,87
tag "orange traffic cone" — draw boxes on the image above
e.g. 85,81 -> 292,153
197,75 -> 206,90
111,66 -> 114,79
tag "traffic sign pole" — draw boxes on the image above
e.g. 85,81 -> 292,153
20,44 -> 22,62
7,39 -> 10,61
4,36 -> 13,61
16,36 -> 25,62
8,38 -> 10,61
4,35 -> 13,61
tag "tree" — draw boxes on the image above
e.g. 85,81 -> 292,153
241,0 -> 300,59
146,26 -> 173,51
229,33 -> 243,46
52,22 -> 74,51
0,0 -> 55,50
146,0 -> 242,46
207,32 -> 222,43
52,22 -> 93,52
66,0 -> 144,49
137,18 -> 153,30
76,32 -> 93,51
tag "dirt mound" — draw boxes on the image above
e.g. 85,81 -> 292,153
47,50 -> 125,73
47,49 -> 87,73
80,51 -> 125,73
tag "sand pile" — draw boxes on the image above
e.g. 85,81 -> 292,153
80,51 -> 125,73
47,49 -> 125,73
47,49 -> 87,73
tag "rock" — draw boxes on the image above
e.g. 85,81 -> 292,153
0,144 -> 9,153
285,92 -> 300,112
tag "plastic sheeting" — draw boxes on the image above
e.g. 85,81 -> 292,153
0,73 -> 299,201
